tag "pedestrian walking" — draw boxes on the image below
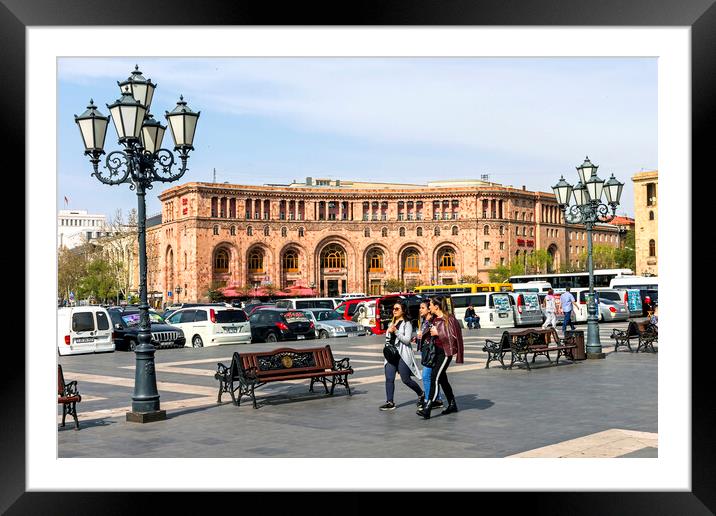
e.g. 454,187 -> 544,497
541,288 -> 558,329
413,301 -> 443,410
464,304 -> 480,329
379,301 -> 424,411
560,287 -> 577,334
416,295 -> 464,419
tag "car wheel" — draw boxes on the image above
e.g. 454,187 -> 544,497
192,335 -> 204,348
319,330 -> 329,339
266,332 -> 278,343
128,339 -> 137,352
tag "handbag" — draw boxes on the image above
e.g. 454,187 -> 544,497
383,320 -> 402,366
421,335 -> 437,368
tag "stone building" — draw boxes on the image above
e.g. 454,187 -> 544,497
632,170 -> 658,275
145,177 -> 621,303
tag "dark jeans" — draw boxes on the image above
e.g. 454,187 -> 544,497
428,349 -> 454,404
385,359 -> 423,402
562,310 -> 576,332
464,316 -> 480,329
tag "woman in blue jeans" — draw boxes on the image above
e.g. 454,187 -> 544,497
414,301 -> 443,409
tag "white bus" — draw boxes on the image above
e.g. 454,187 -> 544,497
609,275 -> 658,290
509,269 -> 634,289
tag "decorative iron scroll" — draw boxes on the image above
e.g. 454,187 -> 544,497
257,352 -> 316,371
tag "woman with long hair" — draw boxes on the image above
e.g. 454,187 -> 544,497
380,301 -> 424,411
416,295 -> 464,419
414,300 -> 443,409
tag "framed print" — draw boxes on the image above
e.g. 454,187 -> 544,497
5,0 -> 711,512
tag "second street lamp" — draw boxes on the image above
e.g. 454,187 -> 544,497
552,156 -> 624,359
75,65 -> 200,423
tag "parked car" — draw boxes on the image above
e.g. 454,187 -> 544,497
301,308 -> 367,339
57,305 -> 115,356
507,292 -> 543,327
248,308 -> 317,343
165,306 -> 251,348
597,297 -> 630,322
161,302 -> 229,320
108,307 -> 186,351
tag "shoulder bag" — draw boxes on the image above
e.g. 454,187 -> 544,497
383,320 -> 402,366
420,329 -> 437,368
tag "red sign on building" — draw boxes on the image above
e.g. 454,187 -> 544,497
182,198 -> 188,205
182,207 -> 188,215
526,240 -> 534,247
517,239 -> 525,246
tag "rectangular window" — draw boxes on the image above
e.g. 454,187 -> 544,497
499,242 -> 504,250
484,257 -> 490,266
646,183 -> 656,206
72,312 -> 95,332
484,242 -> 490,250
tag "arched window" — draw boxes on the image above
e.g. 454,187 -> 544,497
399,227 -> 406,237
434,227 -> 441,237
369,250 -> 383,270
382,227 -> 388,238
281,227 -> 287,238
264,226 -> 270,237
452,226 -> 458,236
404,249 -> 420,272
213,225 -> 219,236
214,249 -> 229,272
649,239 -> 656,257
298,227 -> 305,238
248,250 -> 264,272
321,245 -> 346,268
230,225 -> 236,236
282,250 -> 298,271
247,226 -> 253,236
484,225 -> 490,235
416,227 -> 423,237
439,248 -> 455,269
649,211 -> 654,220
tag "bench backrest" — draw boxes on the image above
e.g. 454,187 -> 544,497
240,346 -> 334,379
57,364 -> 65,395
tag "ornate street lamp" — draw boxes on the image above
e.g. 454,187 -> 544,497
552,156 -> 624,358
75,65 -> 200,423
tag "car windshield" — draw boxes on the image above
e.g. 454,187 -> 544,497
121,312 -> 165,326
314,310 -> 342,321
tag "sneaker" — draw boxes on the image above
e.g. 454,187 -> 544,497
416,396 -> 424,408
379,402 -> 396,411
432,399 -> 444,408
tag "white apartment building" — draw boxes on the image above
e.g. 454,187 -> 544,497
57,209 -> 111,249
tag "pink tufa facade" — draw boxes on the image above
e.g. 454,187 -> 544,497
145,178 -> 621,303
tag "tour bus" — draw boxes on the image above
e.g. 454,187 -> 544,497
609,276 -> 658,315
413,283 -> 513,295
451,292 -> 515,329
609,275 -> 658,291
509,269 -> 634,289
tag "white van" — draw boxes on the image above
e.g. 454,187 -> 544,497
596,287 -> 643,317
275,298 -> 341,310
508,292 -> 544,327
511,281 -> 552,293
451,292 -> 515,329
57,306 -> 115,356
609,276 -> 658,291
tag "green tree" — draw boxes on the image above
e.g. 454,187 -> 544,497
459,275 -> 480,284
263,283 -> 278,297
526,249 -> 552,274
57,245 -> 88,302
489,259 -> 524,282
404,278 -> 419,291
614,230 -> 636,270
77,258 -> 118,303
383,278 -> 405,293
206,281 -> 226,302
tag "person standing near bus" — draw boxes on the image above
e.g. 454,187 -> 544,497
417,296 -> 464,419
413,301 -> 443,410
380,301 -> 424,411
541,288 -> 557,329
560,287 -> 577,334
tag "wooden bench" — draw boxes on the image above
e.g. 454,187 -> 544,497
484,328 -> 577,370
214,345 -> 354,408
610,320 -> 658,353
58,364 -> 81,430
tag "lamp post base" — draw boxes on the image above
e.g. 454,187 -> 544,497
586,352 -> 606,360
126,410 -> 167,424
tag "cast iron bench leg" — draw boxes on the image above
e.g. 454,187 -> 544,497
72,402 -> 79,430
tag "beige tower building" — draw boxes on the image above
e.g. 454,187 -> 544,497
632,170 -> 658,275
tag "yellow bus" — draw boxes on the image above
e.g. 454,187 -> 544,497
413,283 -> 513,295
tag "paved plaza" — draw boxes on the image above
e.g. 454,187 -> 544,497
58,321 -> 657,458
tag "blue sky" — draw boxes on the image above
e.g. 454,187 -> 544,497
58,57 -> 657,221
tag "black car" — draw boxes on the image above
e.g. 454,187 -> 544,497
248,308 -> 317,343
108,308 -> 186,351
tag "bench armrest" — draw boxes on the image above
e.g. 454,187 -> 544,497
483,339 -> 500,352
62,380 -> 80,397
333,357 -> 351,371
214,362 -> 230,380
610,329 -> 628,339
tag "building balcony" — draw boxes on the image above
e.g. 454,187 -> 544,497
368,267 -> 385,273
403,268 -> 420,273
439,266 -> 456,271
248,268 -> 265,274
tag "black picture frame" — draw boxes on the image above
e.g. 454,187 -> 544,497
5,0 -> 711,513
